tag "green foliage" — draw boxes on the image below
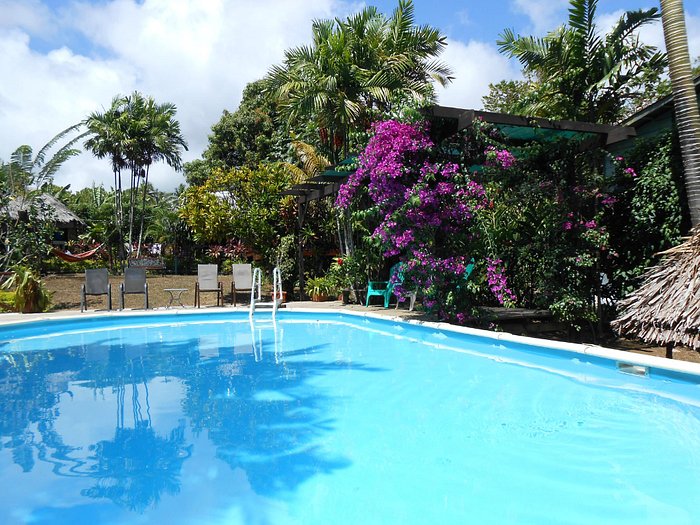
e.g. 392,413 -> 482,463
3,124 -> 84,190
608,134 -> 684,295
497,0 -> 666,123
1,265 -> 51,313
463,126 -> 617,328
304,274 -> 338,297
183,159 -> 213,187
0,193 -> 57,272
43,256 -> 105,274
324,255 -> 357,290
274,234 -> 297,288
185,79 -> 305,188
0,290 -> 14,312
481,79 -> 538,114
1,127 -> 85,271
180,163 -> 293,253
266,0 -> 451,162
205,79 -> 290,170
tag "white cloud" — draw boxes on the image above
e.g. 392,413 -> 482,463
511,0 -> 569,35
0,0 -> 342,192
0,28 -> 132,185
437,39 -> 521,109
0,0 -> 53,33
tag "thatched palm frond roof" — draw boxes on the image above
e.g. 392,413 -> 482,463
2,194 -> 84,228
612,227 -> 700,349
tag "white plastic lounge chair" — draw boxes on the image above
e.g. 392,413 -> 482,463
81,268 -> 112,312
119,267 -> 149,310
195,264 -> 223,308
231,263 -> 253,306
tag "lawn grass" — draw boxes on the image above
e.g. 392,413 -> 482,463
44,273 -> 250,311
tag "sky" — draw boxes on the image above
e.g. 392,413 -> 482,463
1,0 -> 699,192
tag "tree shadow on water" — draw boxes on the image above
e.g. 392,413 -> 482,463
182,331 -> 388,497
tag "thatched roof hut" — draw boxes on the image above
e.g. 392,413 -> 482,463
612,227 -> 700,350
2,194 -> 84,228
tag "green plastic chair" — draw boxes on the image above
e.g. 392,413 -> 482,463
366,263 -> 401,308
454,258 -> 477,292
463,258 -> 476,281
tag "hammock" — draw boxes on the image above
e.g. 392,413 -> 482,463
51,245 -> 104,263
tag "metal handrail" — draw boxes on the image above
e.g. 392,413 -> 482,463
249,267 -> 283,318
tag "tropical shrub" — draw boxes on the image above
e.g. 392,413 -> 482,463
304,274 -> 338,299
1,265 -> 51,313
180,163 -> 293,263
474,135 -> 618,328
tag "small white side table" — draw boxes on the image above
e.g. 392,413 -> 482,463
164,288 -> 188,308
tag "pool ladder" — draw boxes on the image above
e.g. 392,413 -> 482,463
249,267 -> 283,318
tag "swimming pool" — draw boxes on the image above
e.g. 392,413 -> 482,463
1,310 -> 699,524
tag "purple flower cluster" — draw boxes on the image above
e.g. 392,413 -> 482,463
486,257 -> 516,306
484,146 -> 516,169
612,155 -> 638,179
336,120 -> 432,209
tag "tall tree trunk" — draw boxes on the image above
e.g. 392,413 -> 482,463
114,168 -> 125,265
136,166 -> 150,258
661,0 -> 700,227
127,166 -> 139,255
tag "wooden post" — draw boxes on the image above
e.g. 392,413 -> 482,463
665,342 -> 675,359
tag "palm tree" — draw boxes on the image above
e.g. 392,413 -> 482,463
84,93 -> 187,261
130,95 -> 188,256
4,123 -> 85,188
660,0 -> 700,227
84,97 -> 129,261
498,0 -> 666,123
267,0 -> 451,162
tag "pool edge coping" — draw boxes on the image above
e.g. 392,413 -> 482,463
2,306 -> 700,377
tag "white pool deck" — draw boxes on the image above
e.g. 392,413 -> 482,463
2,301 -> 700,378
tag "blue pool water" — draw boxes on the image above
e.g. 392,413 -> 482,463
1,311 -> 700,524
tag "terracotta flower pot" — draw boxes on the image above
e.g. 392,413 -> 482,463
272,291 -> 287,303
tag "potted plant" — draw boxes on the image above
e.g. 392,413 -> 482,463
305,275 -> 336,301
1,265 -> 52,313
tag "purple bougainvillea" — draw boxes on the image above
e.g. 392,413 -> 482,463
486,257 -> 516,306
338,119 -> 516,321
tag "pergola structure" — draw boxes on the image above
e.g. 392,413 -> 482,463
423,106 -> 636,147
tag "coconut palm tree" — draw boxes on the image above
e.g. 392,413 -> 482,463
498,0 -> 666,123
660,0 -> 700,227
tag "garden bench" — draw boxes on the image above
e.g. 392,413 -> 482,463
127,257 -> 166,272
